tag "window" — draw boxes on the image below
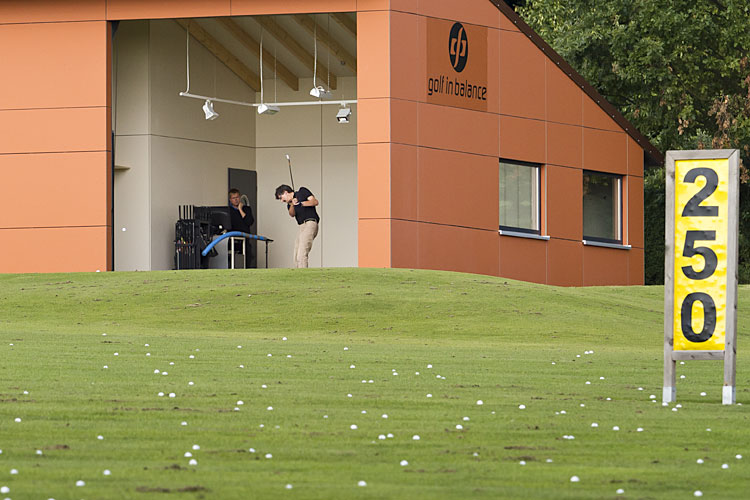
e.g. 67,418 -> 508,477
582,171 -> 622,243
499,160 -> 541,234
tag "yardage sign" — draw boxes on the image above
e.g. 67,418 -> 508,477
664,150 -> 739,405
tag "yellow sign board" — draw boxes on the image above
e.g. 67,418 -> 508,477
665,150 -> 738,405
673,159 -> 729,351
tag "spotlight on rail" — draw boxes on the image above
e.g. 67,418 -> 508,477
336,105 -> 352,124
309,86 -> 332,99
257,103 -> 280,115
202,100 -> 219,120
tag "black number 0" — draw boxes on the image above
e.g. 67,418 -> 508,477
681,292 -> 716,342
682,168 -> 719,217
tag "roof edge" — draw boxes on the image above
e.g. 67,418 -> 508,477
488,0 -> 663,167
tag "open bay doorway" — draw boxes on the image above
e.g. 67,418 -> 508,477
111,13 -> 357,271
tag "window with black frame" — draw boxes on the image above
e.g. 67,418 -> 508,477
582,171 -> 622,244
499,160 -> 541,235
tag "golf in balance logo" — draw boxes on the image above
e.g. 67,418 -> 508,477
449,22 -> 469,73
426,18 -> 488,111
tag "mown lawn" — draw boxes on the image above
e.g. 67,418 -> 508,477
0,268 -> 748,499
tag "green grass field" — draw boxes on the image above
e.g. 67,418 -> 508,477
0,268 -> 748,499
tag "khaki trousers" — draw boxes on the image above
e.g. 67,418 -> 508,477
293,220 -> 318,268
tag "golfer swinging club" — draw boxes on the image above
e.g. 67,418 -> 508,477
275,184 -> 319,268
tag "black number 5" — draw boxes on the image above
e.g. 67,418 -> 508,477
681,230 -> 717,280
682,168 -> 719,217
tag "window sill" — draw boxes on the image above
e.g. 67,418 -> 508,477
582,240 -> 632,250
499,229 -> 550,241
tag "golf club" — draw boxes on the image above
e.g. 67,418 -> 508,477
286,154 -> 295,192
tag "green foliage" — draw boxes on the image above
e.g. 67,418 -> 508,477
643,166 -> 665,284
2,269 -> 750,498
516,0 -> 750,283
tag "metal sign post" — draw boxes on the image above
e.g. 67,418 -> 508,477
664,149 -> 739,405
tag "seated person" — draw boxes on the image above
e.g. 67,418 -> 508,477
228,188 -> 254,233
228,188 -> 255,266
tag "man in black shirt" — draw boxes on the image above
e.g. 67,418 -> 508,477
228,188 -> 254,267
275,184 -> 319,268
229,188 -> 254,233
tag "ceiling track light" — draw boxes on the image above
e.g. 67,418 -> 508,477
309,15 -> 332,100
203,99 -> 219,120
336,104 -> 352,124
258,26 -> 280,116
310,86 -> 332,99
258,103 -> 280,115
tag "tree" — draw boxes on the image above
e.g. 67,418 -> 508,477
515,0 -> 750,283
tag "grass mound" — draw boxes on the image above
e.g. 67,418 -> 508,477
0,268 -> 748,499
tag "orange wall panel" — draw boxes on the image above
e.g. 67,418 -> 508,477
628,247 -> 644,285
419,103 -> 498,157
414,0 -> 502,29
582,95 -> 621,132
232,0 -> 356,15
583,245 -> 629,286
358,143 -> 391,219
0,152 -> 110,229
358,219 -> 391,267
547,122 -> 582,169
391,144 -> 418,220
390,11 -> 422,102
547,238 -> 583,286
417,224 -> 498,276
357,10 -> 390,99
546,165 -> 582,240
391,99 -> 418,146
499,115 -> 545,164
546,60 -> 582,126
486,27 -> 500,115
627,176 -> 644,248
358,98 -> 391,144
583,128 -> 627,175
0,0 -> 104,24
107,0 -> 229,19
0,227 -> 110,274
0,22 -> 108,110
627,136 -> 644,177
499,235 -> 547,284
418,148 -> 497,230
391,219 -> 419,269
0,108 -> 109,154
357,0 -> 390,11
499,30 -> 545,120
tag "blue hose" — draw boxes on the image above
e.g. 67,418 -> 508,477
201,231 -> 272,256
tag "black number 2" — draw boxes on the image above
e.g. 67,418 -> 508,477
682,168 -> 719,217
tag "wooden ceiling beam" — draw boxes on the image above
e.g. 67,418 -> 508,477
176,19 -> 260,92
217,18 -> 299,92
293,14 -> 356,73
331,12 -> 356,39
255,15 -> 337,90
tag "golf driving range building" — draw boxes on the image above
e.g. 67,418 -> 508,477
0,0 -> 660,285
